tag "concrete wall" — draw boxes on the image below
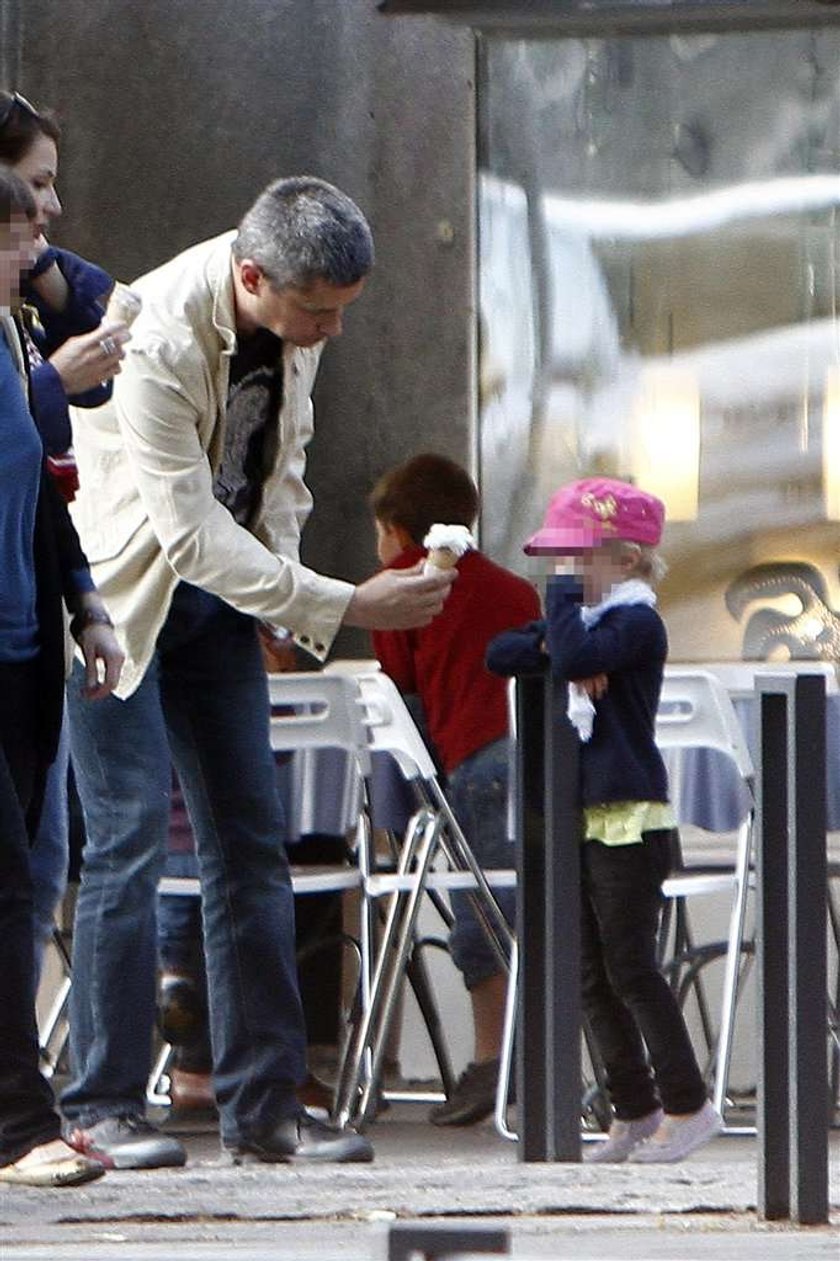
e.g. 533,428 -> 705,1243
3,0 -> 476,656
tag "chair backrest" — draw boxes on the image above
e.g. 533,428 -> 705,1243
345,668 -> 438,783
689,659 -> 837,700
657,668 -> 754,784
267,672 -> 373,778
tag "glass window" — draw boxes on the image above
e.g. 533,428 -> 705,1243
478,28 -> 840,664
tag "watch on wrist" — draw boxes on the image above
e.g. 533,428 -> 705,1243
70,607 -> 114,642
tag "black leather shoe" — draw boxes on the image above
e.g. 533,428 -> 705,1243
227,1111 -> 373,1164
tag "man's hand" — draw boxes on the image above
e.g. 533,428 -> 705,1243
343,561 -> 455,630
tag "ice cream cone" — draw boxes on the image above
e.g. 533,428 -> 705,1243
105,281 -> 142,328
422,523 -> 475,574
424,547 -> 459,574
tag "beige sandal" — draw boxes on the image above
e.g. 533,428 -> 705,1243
0,1138 -> 105,1187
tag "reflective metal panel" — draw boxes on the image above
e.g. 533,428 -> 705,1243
478,27 -> 840,663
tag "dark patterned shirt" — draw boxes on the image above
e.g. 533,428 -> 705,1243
213,328 -> 284,527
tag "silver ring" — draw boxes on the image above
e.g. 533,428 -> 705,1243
100,336 -> 118,357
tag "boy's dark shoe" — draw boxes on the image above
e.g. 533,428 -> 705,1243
429,1057 -> 500,1127
67,1115 -> 187,1169
226,1111 -> 373,1164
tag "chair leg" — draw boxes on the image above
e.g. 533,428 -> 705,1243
334,810 -> 442,1127
712,827 -> 753,1118
38,927 -> 72,1078
494,939 -> 518,1141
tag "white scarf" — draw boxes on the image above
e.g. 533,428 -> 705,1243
567,580 -> 657,741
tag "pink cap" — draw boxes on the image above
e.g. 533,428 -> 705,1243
524,477 -> 665,554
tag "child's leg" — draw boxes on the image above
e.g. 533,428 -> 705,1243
581,866 -> 660,1121
470,972 -> 508,1062
429,741 -> 512,1127
583,832 -> 707,1118
446,739 -> 514,1061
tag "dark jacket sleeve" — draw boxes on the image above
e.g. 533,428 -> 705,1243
30,360 -> 72,455
26,247 -> 112,350
39,457 -> 94,610
544,576 -> 664,679
24,247 -> 114,429
485,619 -> 548,677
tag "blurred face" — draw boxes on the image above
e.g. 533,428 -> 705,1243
234,259 -> 365,346
554,545 -> 627,604
0,213 -> 40,308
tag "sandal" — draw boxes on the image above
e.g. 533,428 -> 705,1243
0,1138 -> 106,1187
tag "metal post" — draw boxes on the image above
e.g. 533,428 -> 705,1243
513,673 -> 581,1161
513,674 -> 549,1160
755,675 -> 828,1225
755,689 -> 790,1220
544,671 -> 581,1161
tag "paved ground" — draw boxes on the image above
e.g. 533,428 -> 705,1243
1,1107 -> 838,1260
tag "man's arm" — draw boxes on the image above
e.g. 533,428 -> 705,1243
112,342 -> 452,645
343,562 -> 454,630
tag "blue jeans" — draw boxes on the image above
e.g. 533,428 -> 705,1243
446,738 -> 515,990
29,711 -> 70,977
63,583 -> 306,1145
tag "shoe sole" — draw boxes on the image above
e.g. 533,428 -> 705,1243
107,1147 -> 187,1170
225,1143 -> 373,1166
71,1143 -> 185,1171
429,1103 -> 495,1127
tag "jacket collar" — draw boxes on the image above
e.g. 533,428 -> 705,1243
206,231 -> 238,356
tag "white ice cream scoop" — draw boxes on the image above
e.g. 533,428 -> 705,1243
422,523 -> 475,573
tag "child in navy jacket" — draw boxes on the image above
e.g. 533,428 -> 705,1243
487,477 -> 721,1163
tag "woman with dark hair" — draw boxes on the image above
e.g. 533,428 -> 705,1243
0,90 -> 131,967
0,163 -> 122,1186
0,90 -> 129,466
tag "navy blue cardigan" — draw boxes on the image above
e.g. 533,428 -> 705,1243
486,575 -> 669,808
23,246 -> 113,455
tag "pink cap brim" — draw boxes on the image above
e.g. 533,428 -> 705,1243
523,525 -> 602,555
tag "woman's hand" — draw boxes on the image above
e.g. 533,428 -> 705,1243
48,321 -> 130,395
78,622 -> 125,700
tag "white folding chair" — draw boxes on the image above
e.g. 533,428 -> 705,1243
328,666 -> 516,1129
656,667 -> 757,1122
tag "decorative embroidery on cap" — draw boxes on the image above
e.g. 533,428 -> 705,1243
580,490 -> 618,530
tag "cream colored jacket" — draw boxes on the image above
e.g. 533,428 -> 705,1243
70,231 -> 354,698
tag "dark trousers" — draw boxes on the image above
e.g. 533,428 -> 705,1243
0,658 -> 61,1164
581,828 -> 707,1120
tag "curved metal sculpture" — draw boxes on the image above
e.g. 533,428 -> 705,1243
725,562 -> 840,661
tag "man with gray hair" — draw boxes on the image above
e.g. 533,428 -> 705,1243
62,177 -> 454,1169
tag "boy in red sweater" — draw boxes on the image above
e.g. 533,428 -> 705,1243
369,453 -> 540,1125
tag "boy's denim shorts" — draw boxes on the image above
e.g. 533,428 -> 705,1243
446,737 -> 516,989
